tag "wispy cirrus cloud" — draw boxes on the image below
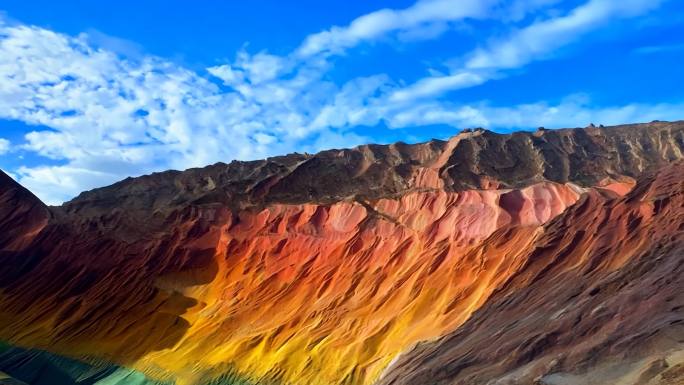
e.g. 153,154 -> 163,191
389,72 -> 488,103
295,0 -> 499,58
466,0 -> 664,70
633,43 -> 684,55
387,94 -> 684,129
391,0 -> 664,103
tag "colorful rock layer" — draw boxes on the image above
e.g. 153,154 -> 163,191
0,122 -> 683,385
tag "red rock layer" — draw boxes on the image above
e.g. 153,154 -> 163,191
0,122 -> 682,385
377,162 -> 684,385
0,175 -> 580,385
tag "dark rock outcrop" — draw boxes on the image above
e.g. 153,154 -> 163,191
61,120 -> 684,239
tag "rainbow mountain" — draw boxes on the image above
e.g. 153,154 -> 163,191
0,121 -> 683,385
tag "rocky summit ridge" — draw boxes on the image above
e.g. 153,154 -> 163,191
61,121 -> 682,234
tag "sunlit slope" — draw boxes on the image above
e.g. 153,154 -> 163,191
142,183 -> 581,385
377,162 -> 684,385
0,179 -> 579,384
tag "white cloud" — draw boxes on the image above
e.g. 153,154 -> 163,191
296,0 -> 498,57
389,72 -> 488,102
387,95 -> 684,129
0,22 -> 371,204
0,138 -> 9,155
16,165 -> 117,206
466,0 -> 663,69
387,0 -> 663,103
633,43 -> 684,55
0,0 -> 675,204
294,0 -> 565,59
236,51 -> 288,85
206,64 -> 243,84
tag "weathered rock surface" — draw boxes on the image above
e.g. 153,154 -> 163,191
376,162 -> 684,385
61,121 -> 683,237
0,121 -> 682,385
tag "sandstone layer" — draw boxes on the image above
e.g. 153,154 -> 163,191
0,121 -> 682,385
377,163 -> 684,385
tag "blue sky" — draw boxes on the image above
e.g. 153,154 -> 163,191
0,0 -> 683,204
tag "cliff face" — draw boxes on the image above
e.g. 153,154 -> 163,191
0,121 -> 682,385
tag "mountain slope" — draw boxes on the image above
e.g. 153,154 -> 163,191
0,121 -> 682,385
377,162 -> 684,385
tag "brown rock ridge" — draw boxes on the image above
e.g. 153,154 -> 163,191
376,162 -> 684,385
59,121 -> 683,239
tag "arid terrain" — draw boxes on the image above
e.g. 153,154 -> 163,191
0,121 -> 682,385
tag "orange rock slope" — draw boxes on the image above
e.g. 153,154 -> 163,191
0,177 -> 581,384
0,122 -> 683,385
378,162 -> 684,385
